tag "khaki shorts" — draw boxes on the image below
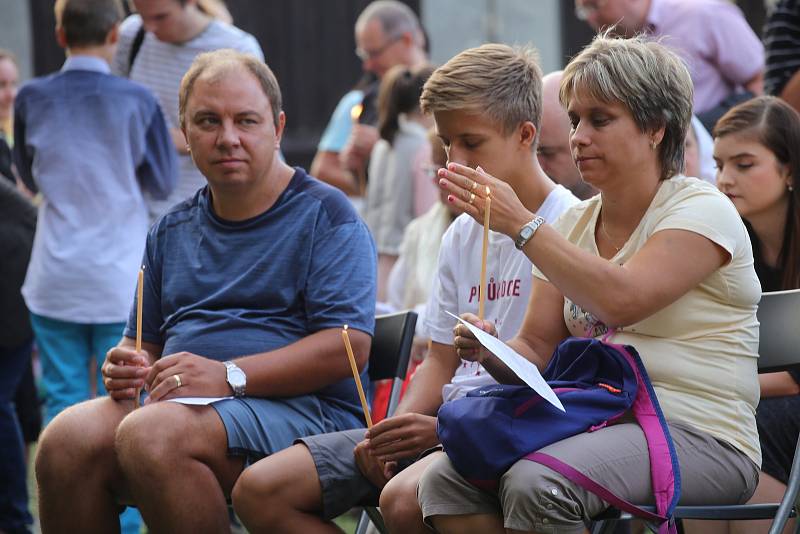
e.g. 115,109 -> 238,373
418,421 -> 759,534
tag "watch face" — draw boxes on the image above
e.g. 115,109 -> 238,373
521,226 -> 534,239
229,368 -> 246,388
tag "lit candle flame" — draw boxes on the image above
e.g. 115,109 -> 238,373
350,103 -> 364,122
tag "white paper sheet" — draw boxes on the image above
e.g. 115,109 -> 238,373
447,311 -> 565,412
166,396 -> 233,406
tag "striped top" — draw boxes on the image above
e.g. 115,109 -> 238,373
112,15 -> 264,221
764,0 -> 800,96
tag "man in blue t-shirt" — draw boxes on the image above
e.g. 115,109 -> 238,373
35,49 -> 377,533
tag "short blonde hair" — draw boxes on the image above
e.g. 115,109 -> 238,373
179,49 -> 281,130
560,32 -> 693,180
421,43 -> 543,138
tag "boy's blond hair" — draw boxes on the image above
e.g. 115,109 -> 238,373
420,43 -> 543,139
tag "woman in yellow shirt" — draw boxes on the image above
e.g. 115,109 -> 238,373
417,33 -> 761,534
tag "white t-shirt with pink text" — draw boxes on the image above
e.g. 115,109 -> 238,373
425,184 -> 578,402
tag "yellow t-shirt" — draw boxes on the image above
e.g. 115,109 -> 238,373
533,176 -> 762,465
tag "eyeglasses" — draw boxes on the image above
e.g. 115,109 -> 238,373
355,35 -> 402,62
575,0 -> 607,21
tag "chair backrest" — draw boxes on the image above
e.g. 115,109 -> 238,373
756,289 -> 800,374
368,311 -> 417,419
368,311 -> 417,382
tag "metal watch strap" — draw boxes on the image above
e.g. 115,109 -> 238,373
514,215 -> 546,250
224,361 -> 246,397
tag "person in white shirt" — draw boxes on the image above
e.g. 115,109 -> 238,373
228,43 -> 578,534
113,0 -> 263,221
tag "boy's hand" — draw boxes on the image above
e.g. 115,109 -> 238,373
365,413 -> 438,462
354,439 -> 397,489
453,312 -> 497,364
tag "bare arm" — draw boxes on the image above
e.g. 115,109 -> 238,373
144,327 -> 371,401
234,327 -> 370,397
310,150 -> 358,195
522,226 -> 728,327
393,340 -> 460,416
744,70 -> 764,96
779,70 -> 800,114
340,124 -> 379,176
455,278 -> 570,384
440,164 -> 729,327
760,372 -> 800,398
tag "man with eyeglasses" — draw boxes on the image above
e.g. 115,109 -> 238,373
574,0 -> 764,129
310,0 -> 428,198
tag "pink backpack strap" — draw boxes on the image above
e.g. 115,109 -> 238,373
527,452 -> 675,533
527,331 -> 681,533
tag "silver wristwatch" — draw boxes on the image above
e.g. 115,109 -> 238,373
223,361 -> 246,397
514,216 -> 546,250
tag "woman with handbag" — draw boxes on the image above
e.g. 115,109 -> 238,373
416,32 -> 762,534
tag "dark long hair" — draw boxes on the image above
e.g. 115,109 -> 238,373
714,95 -> 800,289
377,64 -> 433,143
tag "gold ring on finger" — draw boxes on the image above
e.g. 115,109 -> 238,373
471,180 -> 478,192
174,374 -> 182,388
468,192 -> 476,205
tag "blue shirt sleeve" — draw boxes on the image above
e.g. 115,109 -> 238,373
305,219 -> 377,336
317,90 -> 364,153
138,103 -> 178,200
12,95 -> 36,193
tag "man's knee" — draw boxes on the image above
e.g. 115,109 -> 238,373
36,398 -> 122,488
115,404 -> 188,472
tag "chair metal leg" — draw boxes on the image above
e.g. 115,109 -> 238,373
769,433 -> 800,534
364,506 -> 388,533
356,506 -> 388,534
355,509 -> 372,534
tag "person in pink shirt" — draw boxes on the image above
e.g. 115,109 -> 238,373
575,0 -> 764,128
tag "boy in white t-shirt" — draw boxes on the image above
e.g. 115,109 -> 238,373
229,43 -> 578,533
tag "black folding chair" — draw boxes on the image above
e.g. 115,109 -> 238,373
592,289 -> 800,534
353,311 -> 418,534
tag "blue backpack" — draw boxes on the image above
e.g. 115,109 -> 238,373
437,337 -> 681,533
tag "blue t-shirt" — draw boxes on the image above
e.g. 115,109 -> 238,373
124,167 -> 377,417
317,90 -> 364,153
